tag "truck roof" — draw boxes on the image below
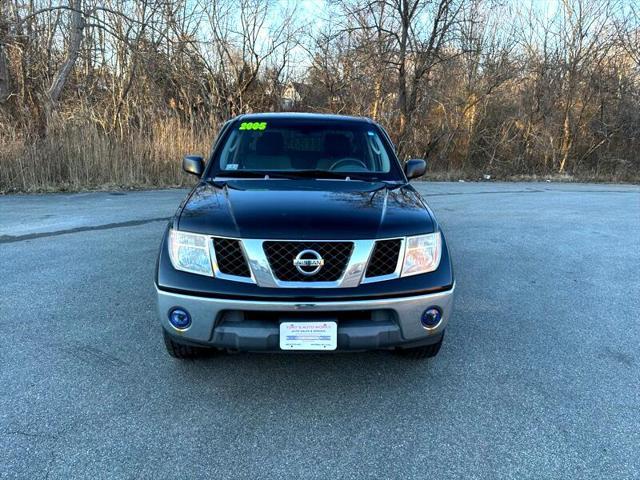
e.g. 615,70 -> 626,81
236,112 -> 373,124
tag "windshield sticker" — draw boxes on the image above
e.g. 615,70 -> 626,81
225,164 -> 239,170
239,121 -> 267,131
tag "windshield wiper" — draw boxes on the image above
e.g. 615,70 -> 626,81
210,171 -> 295,180
280,170 -> 383,182
211,169 -> 390,183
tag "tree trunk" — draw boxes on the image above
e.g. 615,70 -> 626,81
45,0 -> 84,112
0,4 -> 9,104
0,43 -> 9,104
558,104 -> 572,173
371,78 -> 381,120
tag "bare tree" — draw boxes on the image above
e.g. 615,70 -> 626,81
1,0 -> 639,192
616,1 -> 640,67
46,0 -> 84,112
556,0 -> 617,173
0,4 -> 10,104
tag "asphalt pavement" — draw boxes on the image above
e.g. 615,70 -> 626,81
1,182 -> 639,479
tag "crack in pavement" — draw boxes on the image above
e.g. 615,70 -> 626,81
3,429 -> 60,441
0,217 -> 169,244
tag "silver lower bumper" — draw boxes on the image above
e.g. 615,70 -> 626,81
157,284 -> 455,351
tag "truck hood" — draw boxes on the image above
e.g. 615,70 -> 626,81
177,179 -> 434,240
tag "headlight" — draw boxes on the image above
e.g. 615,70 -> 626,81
168,229 -> 213,276
401,232 -> 442,277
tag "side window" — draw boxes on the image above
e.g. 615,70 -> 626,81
219,130 -> 240,170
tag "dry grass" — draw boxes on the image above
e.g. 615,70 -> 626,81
421,171 -> 639,184
0,118 -> 211,193
1,120 -> 638,193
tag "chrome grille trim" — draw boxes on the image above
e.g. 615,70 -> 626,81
242,238 -> 375,288
213,237 -> 252,278
208,238 -> 256,284
264,241 -> 353,282
209,237 -> 407,288
361,238 -> 406,284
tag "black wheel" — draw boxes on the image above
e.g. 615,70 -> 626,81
163,330 -> 212,359
395,332 -> 444,359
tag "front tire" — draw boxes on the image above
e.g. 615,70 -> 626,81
163,330 -> 212,359
395,332 -> 444,359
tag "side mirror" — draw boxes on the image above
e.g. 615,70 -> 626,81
183,155 -> 204,177
404,159 -> 427,180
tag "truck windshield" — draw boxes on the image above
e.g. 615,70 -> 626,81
208,119 -> 404,181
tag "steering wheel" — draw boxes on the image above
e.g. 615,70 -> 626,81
329,158 -> 368,171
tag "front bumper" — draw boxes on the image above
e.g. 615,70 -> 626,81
157,284 -> 455,351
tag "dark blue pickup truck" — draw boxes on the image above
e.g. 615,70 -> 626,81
156,113 -> 455,359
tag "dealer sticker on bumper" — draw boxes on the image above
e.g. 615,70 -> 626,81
279,321 -> 337,351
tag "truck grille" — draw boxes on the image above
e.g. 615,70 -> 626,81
213,238 -> 251,278
365,239 -> 402,277
263,241 -> 353,282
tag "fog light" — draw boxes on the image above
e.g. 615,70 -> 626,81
169,307 -> 191,330
421,307 -> 442,329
